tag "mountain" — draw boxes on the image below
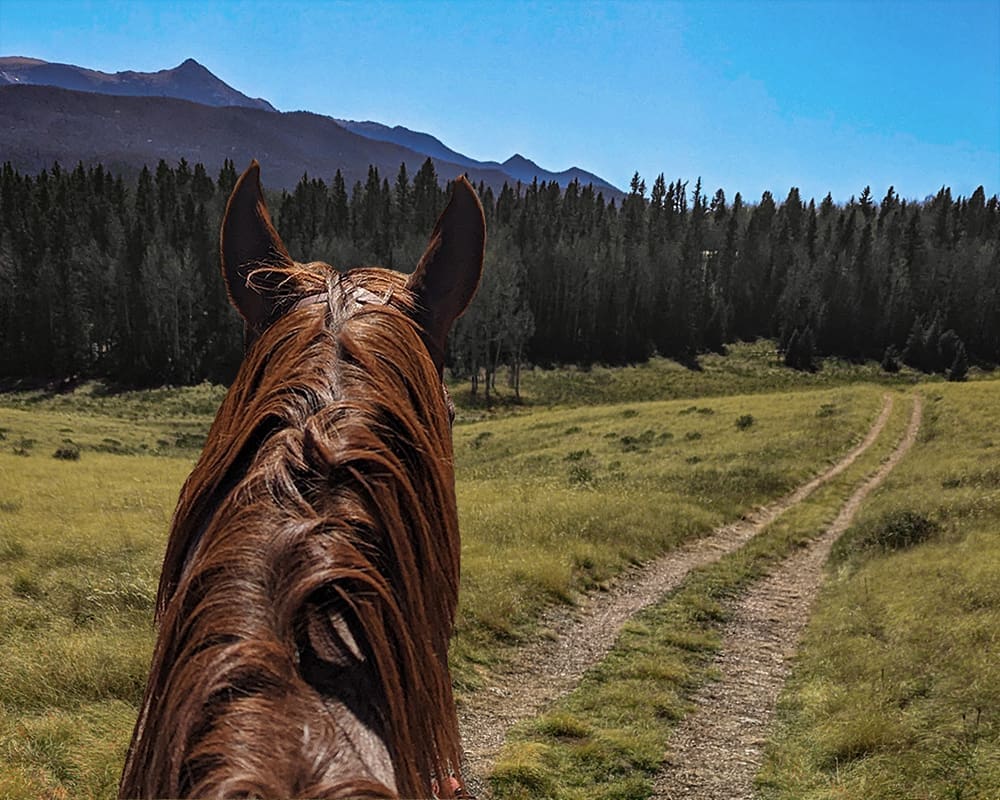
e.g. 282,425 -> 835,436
0,56 -> 624,197
0,56 -> 276,112
0,84 -> 523,193
335,119 -> 621,196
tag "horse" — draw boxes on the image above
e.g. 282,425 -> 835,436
118,161 -> 484,799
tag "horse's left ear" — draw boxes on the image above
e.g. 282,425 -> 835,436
406,176 -> 485,372
220,160 -> 296,337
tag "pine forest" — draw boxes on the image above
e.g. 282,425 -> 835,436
1,158 -> 997,393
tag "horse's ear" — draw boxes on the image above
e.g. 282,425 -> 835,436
406,176 -> 485,371
220,160 -> 295,334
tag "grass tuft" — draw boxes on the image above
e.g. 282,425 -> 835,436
490,742 -> 558,799
52,445 -> 81,461
833,508 -> 940,562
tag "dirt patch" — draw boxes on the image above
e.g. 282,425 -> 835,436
458,395 -> 896,795
650,394 -> 922,800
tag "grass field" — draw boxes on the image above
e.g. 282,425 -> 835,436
757,381 -> 1000,800
487,394 -> 916,800
467,340 -> 947,410
0,344 -> 995,799
449,384 -> 889,685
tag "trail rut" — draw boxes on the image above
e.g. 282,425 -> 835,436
650,394 -> 922,799
458,394 -> 897,794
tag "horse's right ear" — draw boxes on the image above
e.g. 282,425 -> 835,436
406,176 -> 485,372
220,161 -> 295,334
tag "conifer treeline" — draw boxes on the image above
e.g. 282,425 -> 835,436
1,158 -> 997,389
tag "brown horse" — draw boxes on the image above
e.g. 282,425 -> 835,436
119,162 -> 484,799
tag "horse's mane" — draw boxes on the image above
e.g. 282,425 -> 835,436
119,263 -> 462,798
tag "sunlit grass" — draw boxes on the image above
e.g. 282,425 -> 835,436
0,452 -> 187,800
473,340 -> 953,410
0,371 -> 920,799
757,382 -> 1000,800
449,386 -> 889,685
488,394 -> 916,800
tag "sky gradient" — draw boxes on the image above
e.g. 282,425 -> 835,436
2,0 -> 998,203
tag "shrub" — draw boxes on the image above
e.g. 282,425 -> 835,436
174,431 -> 207,449
881,345 -> 901,373
872,510 -> 938,550
568,464 -> 594,486
470,431 -> 493,449
835,509 -> 940,561
620,430 -> 657,451
53,444 -> 81,460
735,414 -> 755,430
783,327 -> 817,372
12,571 -> 43,598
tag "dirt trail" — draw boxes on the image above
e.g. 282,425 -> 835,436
458,394 -> 896,794
651,394 -> 922,800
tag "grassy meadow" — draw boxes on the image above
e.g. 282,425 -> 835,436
0,343 -> 995,799
487,339 -> 931,409
757,381 -> 1000,800
488,393 -> 917,800
449,383 -> 889,684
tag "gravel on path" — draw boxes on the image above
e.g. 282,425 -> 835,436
650,394 -> 922,800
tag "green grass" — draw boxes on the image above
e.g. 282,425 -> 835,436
487,393 -> 917,800
0,450 -> 192,799
462,340 -> 971,411
757,382 -> 1000,800
448,385 -> 889,686
0,356 -> 992,799
0,380 -> 227,421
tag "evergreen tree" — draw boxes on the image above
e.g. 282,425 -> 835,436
881,345 -> 901,373
329,170 -> 349,238
948,341 -> 968,381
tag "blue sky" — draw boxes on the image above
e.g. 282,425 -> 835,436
2,0 -> 998,202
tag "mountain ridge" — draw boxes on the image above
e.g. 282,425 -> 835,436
0,56 -> 276,112
0,84 -> 529,194
0,56 -> 623,197
334,118 -> 620,195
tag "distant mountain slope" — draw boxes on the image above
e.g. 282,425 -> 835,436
498,153 -> 621,195
335,119 -> 482,169
336,119 -> 622,196
0,56 -> 276,112
0,84 -> 520,192
1,56 -> 624,197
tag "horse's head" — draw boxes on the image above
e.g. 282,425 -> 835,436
120,163 -> 484,799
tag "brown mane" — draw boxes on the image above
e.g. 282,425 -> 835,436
119,164 -> 483,798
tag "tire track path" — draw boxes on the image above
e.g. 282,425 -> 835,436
459,394 -> 896,794
651,394 -> 922,800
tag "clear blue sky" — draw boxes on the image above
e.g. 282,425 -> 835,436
2,0 -> 998,202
